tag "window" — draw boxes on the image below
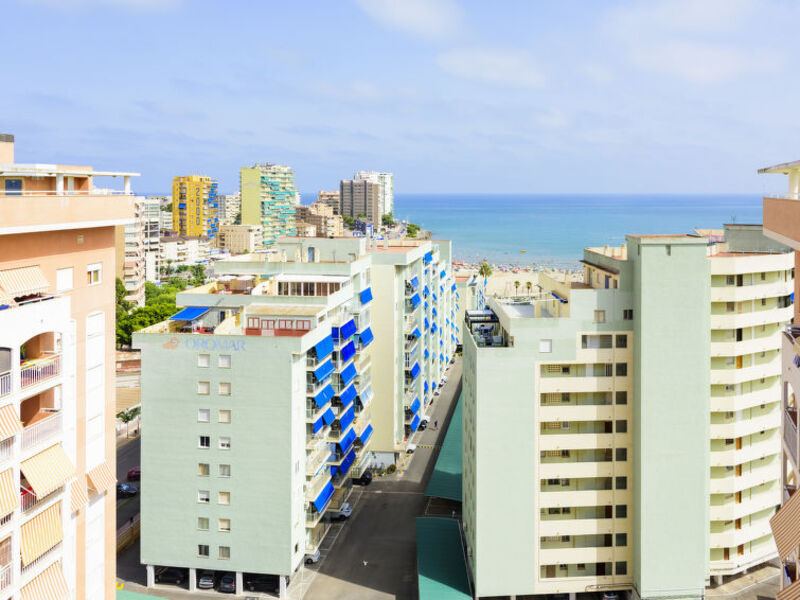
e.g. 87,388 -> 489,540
219,354 -> 231,368
616,505 -> 627,518
616,562 -> 627,575
724,438 -> 734,445
594,310 -> 606,323
616,391 -> 627,405
219,409 -> 231,424
197,354 -> 210,368
561,478 -> 570,486
561,392 -> 570,403
623,309 -> 633,320
616,448 -> 627,461
219,546 -> 230,560
761,298 -> 767,306
56,267 -> 73,292
197,381 -> 210,395
219,437 -> 231,450
615,334 -> 627,348
616,420 -> 627,433
577,563 -> 586,571
218,491 -> 230,505
87,262 -> 102,285
546,478 -> 560,486
219,518 -> 231,532
761,272 -> 766,281
616,533 -> 627,546
197,517 -> 209,530
726,302 -> 735,312
198,463 -> 209,477
219,464 -> 231,477
198,436 -> 210,449
561,450 -> 570,458
615,363 -> 627,377
615,476 -> 627,490
726,275 -> 735,285
218,382 -> 231,396
197,490 -> 210,503
197,409 -> 210,423
539,339 -> 552,353
198,544 -> 209,557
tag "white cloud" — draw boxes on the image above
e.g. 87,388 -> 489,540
354,0 -> 461,39
436,48 -> 545,89
606,0 -> 757,36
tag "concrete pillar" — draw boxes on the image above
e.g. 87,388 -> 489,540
279,575 -> 288,598
188,567 -> 197,592
56,174 -> 64,196
124,175 -> 131,194
790,171 -> 800,198
716,574 -> 724,586
235,571 -> 244,596
146,565 -> 155,587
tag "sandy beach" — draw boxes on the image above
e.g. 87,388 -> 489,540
454,263 -> 585,298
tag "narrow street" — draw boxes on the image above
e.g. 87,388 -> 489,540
116,435 -> 141,529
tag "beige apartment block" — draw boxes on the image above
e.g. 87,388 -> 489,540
218,224 -> 262,254
115,197 -> 147,306
296,203 -> 344,238
0,133 -> 135,599
317,190 -> 340,215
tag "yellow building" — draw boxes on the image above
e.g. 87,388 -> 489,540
171,175 -> 219,241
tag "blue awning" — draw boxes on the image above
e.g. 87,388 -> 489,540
432,381 -> 437,389
440,285 -> 444,293
339,383 -> 357,407
439,340 -> 443,347
312,480 -> 335,512
424,251 -> 432,264
440,270 -> 446,278
411,327 -> 421,338
423,285 -> 430,297
341,362 -> 358,387
433,293 -> 438,301
410,415 -> 420,432
169,307 -> 210,321
314,360 -> 334,383
360,424 -> 374,444
410,362 -> 421,379
424,301 -> 429,310
359,327 -> 374,348
410,276 -> 419,289
446,318 -> 450,325
338,405 -> 355,431
313,416 -> 324,434
432,308 -> 438,317
339,448 -> 356,476
424,317 -> 430,330
313,383 -> 335,408
322,408 -> 335,425
340,319 -> 357,339
314,335 -> 334,360
551,292 -> 567,304
341,340 -> 356,363
360,287 -> 373,305
424,348 -> 430,359
456,292 -> 460,299
424,380 -> 429,393
451,334 -> 455,341
431,323 -> 438,333
410,397 -> 421,414
440,353 -> 445,362
411,293 -> 421,308
338,427 -> 357,454
451,283 -> 457,291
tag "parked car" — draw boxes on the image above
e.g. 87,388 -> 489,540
329,502 -> 352,521
116,483 -> 138,498
127,466 -> 140,481
155,567 -> 185,584
305,549 -> 321,565
602,593 -> 618,600
245,573 -> 280,592
197,571 -> 215,589
420,414 -> 431,430
352,471 -> 373,486
406,443 -> 417,453
218,573 -> 236,593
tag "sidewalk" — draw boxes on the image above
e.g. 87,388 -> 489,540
706,564 -> 781,599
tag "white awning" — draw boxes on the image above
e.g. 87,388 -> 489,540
0,265 -> 50,298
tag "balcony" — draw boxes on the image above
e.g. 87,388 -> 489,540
709,519 -> 773,549
539,462 -> 617,480
710,305 -> 793,330
0,561 -> 10,593
710,359 -> 781,386
0,373 -> 9,399
21,410 -> 62,451
539,489 -> 631,508
710,332 -> 782,358
21,484 -> 63,513
539,433 -> 625,452
306,520 -> 331,553
20,353 -> 61,390
709,411 -> 781,440
710,462 -> 780,495
710,438 -> 781,467
710,280 -> 794,303
20,541 -> 61,575
710,387 -> 781,412
709,487 -> 781,521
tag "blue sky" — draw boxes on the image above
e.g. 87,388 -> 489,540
3,0 -> 799,195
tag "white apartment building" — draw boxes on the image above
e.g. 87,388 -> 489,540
354,171 -> 393,216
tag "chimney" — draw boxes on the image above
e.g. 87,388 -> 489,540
0,134 -> 14,164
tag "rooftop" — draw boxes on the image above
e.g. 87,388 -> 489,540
0,163 -> 139,178
758,160 -> 800,174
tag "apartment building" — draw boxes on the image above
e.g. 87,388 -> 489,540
317,191 -> 340,215
354,171 -> 393,216
462,226 -> 791,599
160,235 -> 210,270
133,237 -> 375,595
142,197 -> 162,283
217,225 -> 262,254
115,197 -> 146,306
368,240 -> 458,465
172,175 -> 219,241
0,134 -> 135,599
340,180 -> 380,228
240,163 -> 299,247
761,160 -> 800,598
295,203 -> 344,239
217,193 -> 241,226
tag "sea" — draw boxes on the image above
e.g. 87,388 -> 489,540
390,194 -> 765,269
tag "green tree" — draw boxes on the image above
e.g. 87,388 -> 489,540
342,215 -> 355,229
116,406 -> 141,438
233,212 -> 241,225
514,280 -> 520,296
526,281 -> 533,295
406,223 -> 420,238
160,202 -> 172,212
382,213 -> 395,227
478,261 -> 492,279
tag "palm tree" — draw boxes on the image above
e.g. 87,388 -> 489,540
478,261 -> 492,279
526,281 -> 533,296
514,280 -> 520,296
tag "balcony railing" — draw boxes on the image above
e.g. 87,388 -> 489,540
0,372 -> 9,398
21,485 -> 62,513
0,563 -> 10,592
22,411 -> 62,451
21,541 -> 61,574
785,409 -> 798,467
0,438 -> 12,466
20,354 -> 61,389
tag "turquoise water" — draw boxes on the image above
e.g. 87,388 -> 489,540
392,194 -> 764,267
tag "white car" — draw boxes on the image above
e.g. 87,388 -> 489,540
406,443 -> 417,453
305,549 -> 320,565
329,502 -> 352,521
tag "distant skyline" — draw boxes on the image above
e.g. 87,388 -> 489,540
4,0 -> 799,195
